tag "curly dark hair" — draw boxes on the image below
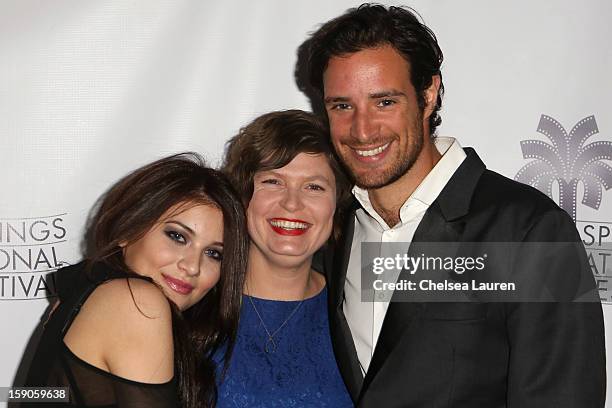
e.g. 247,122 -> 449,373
306,3 -> 444,136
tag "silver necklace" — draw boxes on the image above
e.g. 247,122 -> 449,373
246,288 -> 306,353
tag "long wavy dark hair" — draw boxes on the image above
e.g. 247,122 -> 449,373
83,152 -> 249,408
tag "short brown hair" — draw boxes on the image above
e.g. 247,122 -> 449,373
221,110 -> 352,240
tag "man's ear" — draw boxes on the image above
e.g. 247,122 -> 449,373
423,75 -> 441,120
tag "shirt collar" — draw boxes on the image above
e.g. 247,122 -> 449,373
352,137 -> 466,226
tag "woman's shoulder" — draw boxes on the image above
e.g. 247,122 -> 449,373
64,277 -> 174,384
73,277 -> 173,329
95,277 -> 171,316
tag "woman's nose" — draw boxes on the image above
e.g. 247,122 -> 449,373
279,188 -> 305,212
178,251 -> 200,277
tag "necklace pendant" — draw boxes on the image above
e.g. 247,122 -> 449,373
264,337 -> 277,353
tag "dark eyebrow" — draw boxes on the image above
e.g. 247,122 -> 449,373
165,220 -> 195,235
324,96 -> 350,104
324,91 -> 407,104
166,221 -> 224,247
370,90 -> 407,99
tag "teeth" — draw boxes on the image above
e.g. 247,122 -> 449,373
270,220 -> 309,229
355,143 -> 390,157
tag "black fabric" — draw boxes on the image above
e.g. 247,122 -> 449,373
325,148 -> 606,407
23,261 -> 178,407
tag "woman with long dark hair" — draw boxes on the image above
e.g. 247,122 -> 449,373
24,152 -> 249,407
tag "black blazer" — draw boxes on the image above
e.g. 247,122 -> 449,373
325,148 -> 606,407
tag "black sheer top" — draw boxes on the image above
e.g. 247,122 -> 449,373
23,262 -> 178,407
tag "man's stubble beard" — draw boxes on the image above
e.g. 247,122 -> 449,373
352,120 -> 425,190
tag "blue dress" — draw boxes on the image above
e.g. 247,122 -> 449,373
215,287 -> 354,407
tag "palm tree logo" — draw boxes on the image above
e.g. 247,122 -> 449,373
515,114 -> 612,222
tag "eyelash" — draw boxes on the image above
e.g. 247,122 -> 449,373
331,103 -> 351,111
205,248 -> 223,261
307,183 -> 325,191
261,178 -> 281,185
329,99 -> 396,111
165,230 -> 186,244
378,99 -> 396,107
262,179 -> 325,192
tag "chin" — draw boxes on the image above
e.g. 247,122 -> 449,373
166,295 -> 188,311
269,243 -> 309,256
269,252 -> 311,268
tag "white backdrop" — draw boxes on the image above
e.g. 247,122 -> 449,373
1,0 -> 611,405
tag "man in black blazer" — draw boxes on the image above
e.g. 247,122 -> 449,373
304,4 -> 606,407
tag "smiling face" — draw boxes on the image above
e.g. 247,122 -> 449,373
123,203 -> 224,311
246,153 -> 336,269
323,45 -> 438,190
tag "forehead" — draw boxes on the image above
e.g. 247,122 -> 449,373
162,203 -> 223,235
322,45 -> 412,94
258,153 -> 335,181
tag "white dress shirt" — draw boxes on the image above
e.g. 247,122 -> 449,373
343,137 -> 467,375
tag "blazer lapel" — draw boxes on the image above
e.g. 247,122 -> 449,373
328,199 -> 364,400
329,201 -> 357,309
359,148 -> 487,396
361,203 -> 464,394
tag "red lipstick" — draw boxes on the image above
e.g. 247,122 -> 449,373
269,218 -> 310,236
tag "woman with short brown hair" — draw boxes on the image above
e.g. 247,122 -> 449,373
216,110 -> 353,406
